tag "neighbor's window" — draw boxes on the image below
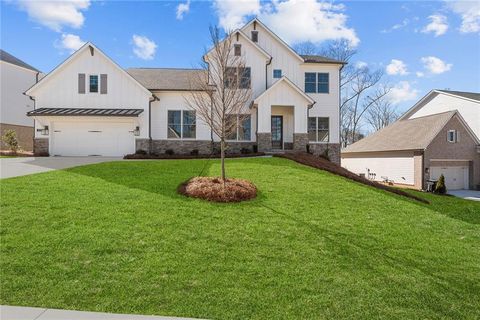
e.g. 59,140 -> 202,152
447,130 -> 457,143
251,30 -> 258,42
273,69 -> 282,78
89,75 -> 98,93
168,110 -> 196,139
227,114 -> 251,141
225,67 -> 251,89
234,44 -> 241,56
304,72 -> 329,93
308,117 -> 329,142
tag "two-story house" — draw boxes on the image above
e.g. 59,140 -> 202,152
24,18 -> 344,163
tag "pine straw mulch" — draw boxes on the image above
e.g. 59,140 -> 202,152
275,152 -> 429,204
178,177 -> 257,203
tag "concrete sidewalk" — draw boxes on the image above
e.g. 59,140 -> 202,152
0,305 -> 202,320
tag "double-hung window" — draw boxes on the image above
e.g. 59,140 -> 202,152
308,117 -> 329,142
225,67 -> 251,89
227,114 -> 251,141
304,72 -> 329,93
89,75 -> 99,93
168,110 -> 196,139
447,130 -> 458,143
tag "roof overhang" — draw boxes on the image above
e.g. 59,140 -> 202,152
27,108 -> 144,117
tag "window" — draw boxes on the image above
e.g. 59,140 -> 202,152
304,72 -> 329,93
308,117 -> 329,142
227,115 -> 251,141
317,73 -> 329,93
89,75 -> 98,93
251,30 -> 258,42
234,44 -> 241,56
273,69 -> 282,78
447,130 -> 457,143
168,110 -> 196,139
225,67 -> 251,89
305,72 -> 316,93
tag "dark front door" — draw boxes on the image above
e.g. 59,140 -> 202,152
271,115 -> 283,149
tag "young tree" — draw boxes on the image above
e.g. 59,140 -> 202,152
1,129 -> 19,154
185,26 -> 252,181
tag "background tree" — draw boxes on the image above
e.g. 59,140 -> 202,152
186,26 -> 252,181
366,98 -> 399,131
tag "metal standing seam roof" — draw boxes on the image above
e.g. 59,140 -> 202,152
342,111 -> 458,153
27,108 -> 144,117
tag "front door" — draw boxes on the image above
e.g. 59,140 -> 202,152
271,115 -> 283,149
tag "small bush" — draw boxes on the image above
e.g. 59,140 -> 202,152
135,149 -> 147,155
253,145 -> 258,153
240,147 -> 251,154
434,174 -> 447,194
190,149 -> 199,156
165,149 -> 175,156
1,129 -> 19,154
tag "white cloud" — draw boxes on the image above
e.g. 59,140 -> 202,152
132,35 -> 157,60
446,0 -> 480,33
213,0 -> 359,47
55,33 -> 86,53
422,14 -> 448,36
17,0 -> 90,32
388,81 -> 419,104
355,61 -> 368,69
381,18 -> 409,33
421,56 -> 452,74
416,71 -> 425,77
176,0 -> 190,20
386,59 -> 409,75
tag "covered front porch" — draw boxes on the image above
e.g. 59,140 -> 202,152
252,77 -> 314,152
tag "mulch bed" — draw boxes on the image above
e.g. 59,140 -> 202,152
178,177 -> 257,202
0,151 -> 34,157
124,152 -> 265,160
275,152 -> 429,204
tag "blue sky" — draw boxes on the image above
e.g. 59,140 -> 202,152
1,0 -> 479,113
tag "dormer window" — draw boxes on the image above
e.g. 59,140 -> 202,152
234,44 -> 241,56
251,31 -> 258,42
447,130 -> 458,143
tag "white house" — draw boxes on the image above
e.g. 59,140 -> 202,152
25,19 -> 344,162
342,90 -> 480,190
0,49 -> 41,151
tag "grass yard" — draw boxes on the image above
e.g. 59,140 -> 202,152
1,157 -> 479,319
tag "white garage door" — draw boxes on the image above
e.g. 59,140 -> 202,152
430,166 -> 468,190
51,121 -> 135,156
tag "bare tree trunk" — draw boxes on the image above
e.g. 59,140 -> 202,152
220,138 -> 226,182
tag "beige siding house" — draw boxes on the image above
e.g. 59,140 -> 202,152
342,90 -> 480,191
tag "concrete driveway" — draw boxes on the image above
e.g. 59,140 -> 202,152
0,156 -> 122,179
448,190 -> 480,201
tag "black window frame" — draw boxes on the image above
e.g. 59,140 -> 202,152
226,114 -> 251,141
305,72 -> 316,93
308,117 -> 329,142
167,110 -> 196,139
89,74 -> 99,93
225,67 -> 251,89
273,69 -> 282,78
304,72 -> 329,93
251,30 -> 258,42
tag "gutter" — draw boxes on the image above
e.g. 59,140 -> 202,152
148,94 -> 159,154
265,57 -> 272,90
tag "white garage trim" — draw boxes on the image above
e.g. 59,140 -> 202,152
430,166 -> 469,190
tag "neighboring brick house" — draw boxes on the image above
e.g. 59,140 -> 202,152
0,49 -> 41,151
24,18 -> 344,163
341,90 -> 480,191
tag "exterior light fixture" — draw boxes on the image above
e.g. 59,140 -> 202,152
134,126 -> 140,136
41,126 -> 49,135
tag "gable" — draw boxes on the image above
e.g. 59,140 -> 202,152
254,77 -> 314,106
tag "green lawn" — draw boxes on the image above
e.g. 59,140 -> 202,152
1,157 -> 479,319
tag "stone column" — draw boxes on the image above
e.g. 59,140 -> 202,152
293,133 -> 308,152
257,133 -> 272,152
33,138 -> 49,156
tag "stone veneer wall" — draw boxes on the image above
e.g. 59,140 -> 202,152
136,139 -> 257,155
309,143 -> 341,165
293,133 -> 308,152
33,138 -> 49,156
0,123 -> 34,151
257,133 -> 272,152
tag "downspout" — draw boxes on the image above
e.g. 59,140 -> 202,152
149,94 -> 159,154
265,57 -> 272,90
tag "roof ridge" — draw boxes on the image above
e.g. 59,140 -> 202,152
400,110 -> 456,121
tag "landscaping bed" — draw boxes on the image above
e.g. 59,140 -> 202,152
178,177 -> 257,202
124,152 -> 265,160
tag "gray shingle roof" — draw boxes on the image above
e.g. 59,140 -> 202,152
342,111 -> 457,153
0,49 -> 40,72
126,68 -> 208,91
27,108 -> 144,117
437,90 -> 480,102
300,55 -> 346,64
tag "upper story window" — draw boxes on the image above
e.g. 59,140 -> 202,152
167,110 -> 196,139
89,75 -> 98,93
447,130 -> 458,143
225,67 -> 251,89
273,69 -> 282,78
308,117 -> 329,142
234,44 -> 241,56
304,72 -> 329,93
227,114 -> 251,141
251,31 -> 258,43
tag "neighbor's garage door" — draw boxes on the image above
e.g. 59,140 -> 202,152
51,120 -> 135,156
430,166 -> 468,190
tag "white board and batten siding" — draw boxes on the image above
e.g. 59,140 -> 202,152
341,151 -> 415,185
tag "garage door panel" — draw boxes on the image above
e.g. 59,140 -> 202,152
430,166 -> 468,190
51,121 -> 135,156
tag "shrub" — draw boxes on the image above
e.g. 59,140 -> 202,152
252,145 -> 258,153
135,149 -> 147,155
1,130 -> 19,154
240,147 -> 251,154
434,174 -> 447,194
165,149 -> 175,156
190,149 -> 199,156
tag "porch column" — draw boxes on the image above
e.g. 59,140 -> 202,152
293,104 -> 308,152
256,103 -> 272,152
